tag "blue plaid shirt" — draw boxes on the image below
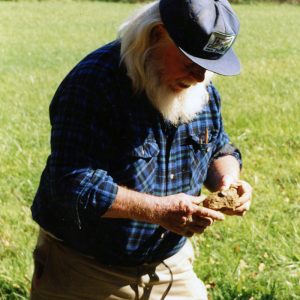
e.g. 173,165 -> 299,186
31,40 -> 241,266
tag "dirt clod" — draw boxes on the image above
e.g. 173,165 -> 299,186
203,185 -> 240,211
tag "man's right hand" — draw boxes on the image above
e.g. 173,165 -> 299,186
152,193 -> 225,237
103,187 -> 224,237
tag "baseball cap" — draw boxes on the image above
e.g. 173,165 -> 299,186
159,0 -> 241,76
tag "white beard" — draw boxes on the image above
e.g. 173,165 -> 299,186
144,63 -> 214,126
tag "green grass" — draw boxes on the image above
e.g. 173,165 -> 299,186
0,1 -> 299,299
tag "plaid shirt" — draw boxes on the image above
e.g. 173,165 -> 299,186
31,40 -> 241,266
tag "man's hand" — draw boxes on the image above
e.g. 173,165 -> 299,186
219,175 -> 253,216
153,193 -> 225,237
104,187 -> 225,236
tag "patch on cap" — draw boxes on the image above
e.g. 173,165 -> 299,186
203,32 -> 236,55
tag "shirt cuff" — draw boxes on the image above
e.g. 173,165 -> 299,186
212,143 -> 242,170
76,169 -> 118,227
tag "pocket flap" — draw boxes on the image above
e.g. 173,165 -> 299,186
187,129 -> 216,153
131,140 -> 160,158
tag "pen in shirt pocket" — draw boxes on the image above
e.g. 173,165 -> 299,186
205,128 -> 209,144
199,128 -> 209,144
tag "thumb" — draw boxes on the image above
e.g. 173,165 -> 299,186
192,194 -> 207,205
220,175 -> 236,191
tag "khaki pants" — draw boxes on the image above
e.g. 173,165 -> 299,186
30,229 -> 207,300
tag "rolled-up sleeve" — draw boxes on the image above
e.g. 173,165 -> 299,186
208,84 -> 242,169
48,70 -> 118,229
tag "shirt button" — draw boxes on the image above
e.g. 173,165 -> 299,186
170,174 -> 175,180
141,148 -> 145,155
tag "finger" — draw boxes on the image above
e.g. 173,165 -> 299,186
179,213 -> 198,227
180,228 -> 194,237
220,209 -> 237,216
220,175 -> 236,191
184,231 -> 194,237
191,216 -> 213,227
236,186 -> 252,205
192,194 -> 207,205
237,194 -> 251,206
219,208 -> 246,216
171,226 -> 193,237
186,224 -> 206,235
179,216 -> 189,227
235,182 -> 252,205
233,211 -> 246,217
219,201 -> 251,216
195,207 -> 225,221
235,201 -> 251,213
236,180 -> 253,196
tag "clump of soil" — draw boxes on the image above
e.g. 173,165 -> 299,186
203,185 -> 240,211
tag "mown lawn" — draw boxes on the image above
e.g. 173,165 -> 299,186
0,1 -> 299,299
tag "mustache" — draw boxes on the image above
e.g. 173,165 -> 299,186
144,63 -> 213,126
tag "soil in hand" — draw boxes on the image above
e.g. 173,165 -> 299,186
203,185 -> 240,212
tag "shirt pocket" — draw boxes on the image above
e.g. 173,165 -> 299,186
112,139 -> 159,192
187,128 -> 217,191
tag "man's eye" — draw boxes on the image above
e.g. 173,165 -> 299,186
184,63 -> 194,70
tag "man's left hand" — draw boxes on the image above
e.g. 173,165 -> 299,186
219,175 -> 253,216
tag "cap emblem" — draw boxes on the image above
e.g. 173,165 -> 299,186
203,32 -> 236,55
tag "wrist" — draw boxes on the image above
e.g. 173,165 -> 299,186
104,186 -> 160,224
206,156 -> 240,191
131,193 -> 160,223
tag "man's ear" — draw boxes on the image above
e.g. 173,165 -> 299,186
151,24 -> 166,43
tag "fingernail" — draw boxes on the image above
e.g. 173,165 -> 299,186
219,213 -> 225,220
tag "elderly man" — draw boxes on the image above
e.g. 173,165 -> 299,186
30,0 -> 252,299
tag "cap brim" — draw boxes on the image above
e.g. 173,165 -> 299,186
179,47 -> 241,76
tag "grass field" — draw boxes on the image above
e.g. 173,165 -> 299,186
0,1 -> 299,299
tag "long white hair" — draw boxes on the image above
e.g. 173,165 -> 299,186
118,1 -> 214,125
118,1 -> 162,93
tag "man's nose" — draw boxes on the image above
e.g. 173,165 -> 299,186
190,66 -> 206,82
191,70 -> 205,82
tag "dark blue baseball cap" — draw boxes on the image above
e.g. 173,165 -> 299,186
159,0 -> 241,76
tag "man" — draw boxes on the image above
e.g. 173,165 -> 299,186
30,0 -> 252,299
